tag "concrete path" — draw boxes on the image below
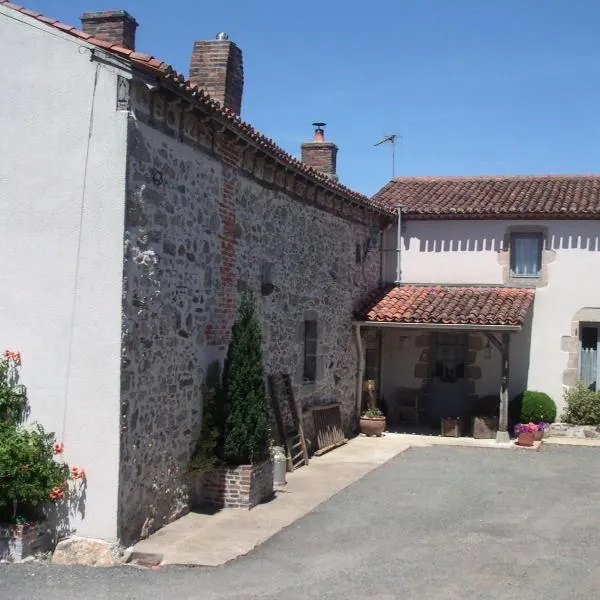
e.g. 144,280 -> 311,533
131,434 -> 411,566
4,444 -> 600,600
130,431 -> 598,566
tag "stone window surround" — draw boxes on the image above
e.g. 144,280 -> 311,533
562,307 -> 600,388
497,224 -> 556,287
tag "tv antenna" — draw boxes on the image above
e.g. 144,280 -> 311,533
374,134 -> 400,178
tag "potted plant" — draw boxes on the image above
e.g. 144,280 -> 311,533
201,293 -> 274,509
514,422 -> 537,446
534,421 -> 549,441
0,350 -> 84,561
359,379 -> 386,436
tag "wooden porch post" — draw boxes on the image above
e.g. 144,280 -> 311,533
496,332 -> 510,443
485,332 -> 511,443
354,324 -> 365,426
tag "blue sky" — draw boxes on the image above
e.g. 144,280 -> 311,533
33,0 -> 600,195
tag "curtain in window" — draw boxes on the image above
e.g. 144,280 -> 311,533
513,236 -> 540,276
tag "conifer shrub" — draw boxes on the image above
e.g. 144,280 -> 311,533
221,292 -> 271,465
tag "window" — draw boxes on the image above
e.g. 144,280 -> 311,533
303,320 -> 318,383
433,333 -> 466,383
510,233 -> 542,277
580,325 -> 599,391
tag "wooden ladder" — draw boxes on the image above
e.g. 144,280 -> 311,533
268,374 -> 309,471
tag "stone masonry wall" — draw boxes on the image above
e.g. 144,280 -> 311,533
118,83 -> 383,544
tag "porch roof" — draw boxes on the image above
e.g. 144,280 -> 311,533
356,284 -> 535,330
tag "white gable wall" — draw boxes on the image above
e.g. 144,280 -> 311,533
383,219 -> 600,414
0,7 -> 127,540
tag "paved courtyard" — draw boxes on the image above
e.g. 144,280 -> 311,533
3,444 -> 600,599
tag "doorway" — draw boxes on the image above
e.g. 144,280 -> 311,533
429,332 -> 468,423
580,324 -> 599,391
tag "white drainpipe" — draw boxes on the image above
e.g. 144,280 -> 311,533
395,205 -> 402,284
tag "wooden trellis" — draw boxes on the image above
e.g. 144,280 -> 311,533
311,403 -> 347,456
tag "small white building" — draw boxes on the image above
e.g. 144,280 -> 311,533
357,175 -> 600,437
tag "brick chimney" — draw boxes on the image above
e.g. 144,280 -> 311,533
189,33 -> 244,115
80,10 -> 138,50
301,123 -> 338,180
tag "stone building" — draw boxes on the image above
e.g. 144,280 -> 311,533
0,2 -> 393,545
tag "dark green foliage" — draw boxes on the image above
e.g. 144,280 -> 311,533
0,423 -> 69,522
0,359 -> 28,427
510,390 -> 557,423
221,293 -> 272,465
0,354 -> 70,523
189,361 -> 223,474
562,382 -> 600,425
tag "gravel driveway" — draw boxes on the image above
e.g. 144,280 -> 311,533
3,445 -> 600,599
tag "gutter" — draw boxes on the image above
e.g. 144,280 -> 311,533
352,321 -> 521,332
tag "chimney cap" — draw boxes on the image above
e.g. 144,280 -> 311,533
216,32 -> 230,40
312,122 -> 326,130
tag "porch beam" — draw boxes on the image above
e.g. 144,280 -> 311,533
352,321 -> 521,332
354,324 -> 365,427
484,332 -> 505,353
496,332 -> 510,443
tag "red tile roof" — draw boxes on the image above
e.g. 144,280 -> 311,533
373,175 -> 600,219
358,285 -> 534,327
0,0 -> 393,217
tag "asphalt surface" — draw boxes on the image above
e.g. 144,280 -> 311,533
3,445 -> 600,600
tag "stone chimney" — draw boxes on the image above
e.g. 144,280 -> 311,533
80,10 -> 138,50
301,123 -> 338,180
189,33 -> 244,115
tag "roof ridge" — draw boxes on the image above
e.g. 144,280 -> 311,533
391,174 -> 600,182
0,0 -> 392,216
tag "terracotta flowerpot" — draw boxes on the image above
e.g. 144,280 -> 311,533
533,429 -> 544,442
517,431 -> 535,447
360,416 -> 386,436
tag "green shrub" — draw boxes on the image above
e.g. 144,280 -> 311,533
0,422 -> 70,522
189,361 -> 223,474
510,390 -> 557,423
562,382 -> 600,425
222,292 -> 272,465
0,351 -> 74,523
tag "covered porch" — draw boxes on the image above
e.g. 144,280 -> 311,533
355,284 -> 535,442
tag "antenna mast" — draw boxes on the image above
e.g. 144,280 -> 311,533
374,134 -> 400,178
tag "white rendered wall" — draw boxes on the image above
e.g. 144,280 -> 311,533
0,7 -> 127,540
382,219 -> 600,413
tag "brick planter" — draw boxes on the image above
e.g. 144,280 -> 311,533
0,521 -> 51,562
202,459 -> 273,509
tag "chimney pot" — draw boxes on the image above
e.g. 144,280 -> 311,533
189,37 -> 244,115
80,10 -> 138,50
301,123 -> 338,180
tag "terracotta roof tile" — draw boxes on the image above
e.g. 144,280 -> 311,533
358,285 -> 534,327
373,175 -> 600,219
0,0 -> 393,218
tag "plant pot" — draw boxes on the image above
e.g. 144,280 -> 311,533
516,431 -> 535,447
0,521 -> 51,562
533,429 -> 544,442
359,416 -> 386,436
441,417 -> 461,437
473,416 -> 499,439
